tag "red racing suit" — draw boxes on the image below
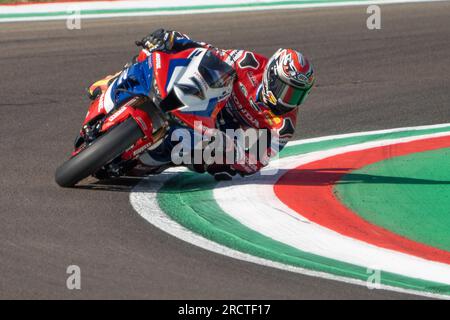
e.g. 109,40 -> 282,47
138,32 -> 298,176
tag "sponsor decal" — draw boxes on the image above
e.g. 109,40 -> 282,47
238,82 -> 248,97
98,92 -> 105,112
218,89 -> 232,102
247,72 -> 258,88
226,49 -> 244,65
194,71 -> 209,90
108,106 -> 127,122
155,53 -> 162,70
133,141 -> 154,156
230,94 -> 259,127
147,53 -> 153,68
136,116 -> 148,132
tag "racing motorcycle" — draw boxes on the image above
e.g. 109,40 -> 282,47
55,46 -> 235,187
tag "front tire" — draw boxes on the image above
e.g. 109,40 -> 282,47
55,118 -> 143,187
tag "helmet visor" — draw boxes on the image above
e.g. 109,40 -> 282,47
270,77 -> 308,108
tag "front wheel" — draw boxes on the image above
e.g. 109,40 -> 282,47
55,118 -> 144,187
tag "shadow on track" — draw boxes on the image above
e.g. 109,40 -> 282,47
144,167 -> 450,195
74,176 -> 142,192
70,166 -> 450,193
270,168 -> 450,186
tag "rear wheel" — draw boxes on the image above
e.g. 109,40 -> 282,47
55,118 -> 144,187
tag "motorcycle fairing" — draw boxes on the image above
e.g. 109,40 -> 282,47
77,47 -> 234,160
109,58 -> 154,108
154,48 -> 235,130
82,57 -> 153,127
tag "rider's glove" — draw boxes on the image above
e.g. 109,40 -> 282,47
135,28 -> 175,52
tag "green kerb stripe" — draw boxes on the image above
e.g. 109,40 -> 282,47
157,125 -> 450,296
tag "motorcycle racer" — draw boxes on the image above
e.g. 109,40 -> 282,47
89,29 -> 316,180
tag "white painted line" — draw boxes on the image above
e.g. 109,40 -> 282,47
287,122 -> 450,147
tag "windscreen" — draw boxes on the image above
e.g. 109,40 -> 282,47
198,50 -> 236,89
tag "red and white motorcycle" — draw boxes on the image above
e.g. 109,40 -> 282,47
55,47 -> 235,187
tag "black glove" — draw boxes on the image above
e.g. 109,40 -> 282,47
135,28 -> 174,52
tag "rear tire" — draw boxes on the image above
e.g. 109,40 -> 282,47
55,118 -> 143,188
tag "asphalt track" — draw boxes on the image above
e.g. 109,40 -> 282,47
1,2 -> 449,299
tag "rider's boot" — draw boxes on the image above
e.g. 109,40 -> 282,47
87,72 -> 121,100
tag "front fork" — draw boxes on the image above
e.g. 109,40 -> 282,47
74,95 -> 168,178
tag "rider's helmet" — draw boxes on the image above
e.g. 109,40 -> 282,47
261,48 -> 315,115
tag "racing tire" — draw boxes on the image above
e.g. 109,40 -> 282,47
55,118 -> 143,188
